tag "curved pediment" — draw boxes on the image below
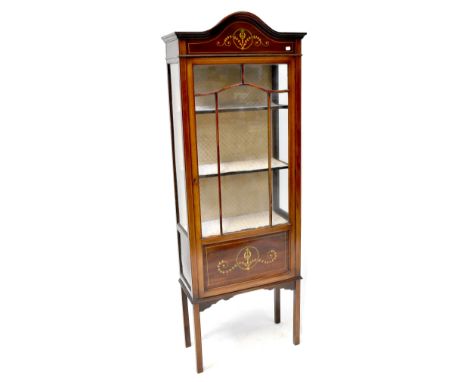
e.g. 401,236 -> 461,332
163,12 -> 306,56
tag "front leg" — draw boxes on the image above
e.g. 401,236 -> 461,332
193,303 -> 203,373
180,288 -> 191,347
293,279 -> 301,345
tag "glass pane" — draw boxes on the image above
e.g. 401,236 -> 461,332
179,232 -> 192,284
196,102 -> 220,236
199,176 -> 220,236
218,81 -> 267,109
245,64 -> 289,106
194,63 -> 289,237
221,172 -> 270,233
194,65 -> 240,112
244,64 -> 272,87
218,87 -> 268,163
272,107 -> 288,167
170,63 -> 188,231
273,168 -> 289,220
196,112 -> 217,175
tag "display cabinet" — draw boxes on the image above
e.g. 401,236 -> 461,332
163,12 -> 305,373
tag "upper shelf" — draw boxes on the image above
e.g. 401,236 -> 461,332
199,158 -> 288,178
195,103 -> 288,114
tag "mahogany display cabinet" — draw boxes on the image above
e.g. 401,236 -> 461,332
162,12 -> 306,373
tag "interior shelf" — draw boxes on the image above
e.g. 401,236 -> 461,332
195,103 -> 288,114
202,210 -> 288,237
198,158 -> 288,178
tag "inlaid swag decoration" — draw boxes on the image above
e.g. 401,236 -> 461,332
217,246 -> 278,274
217,28 -> 270,50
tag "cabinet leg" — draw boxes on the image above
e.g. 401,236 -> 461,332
193,303 -> 203,373
181,288 -> 191,348
293,280 -> 301,345
274,288 -> 281,324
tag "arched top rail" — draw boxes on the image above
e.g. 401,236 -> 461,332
162,12 -> 306,57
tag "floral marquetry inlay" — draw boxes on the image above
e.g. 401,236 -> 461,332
217,246 -> 278,275
216,28 -> 270,50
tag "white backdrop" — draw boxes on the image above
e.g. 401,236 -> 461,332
1,1 -> 468,381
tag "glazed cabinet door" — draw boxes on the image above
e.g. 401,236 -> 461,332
193,62 -> 291,238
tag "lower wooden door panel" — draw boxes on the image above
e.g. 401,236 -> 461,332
203,231 -> 290,292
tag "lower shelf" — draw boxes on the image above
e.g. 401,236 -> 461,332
198,158 -> 288,177
202,210 -> 288,237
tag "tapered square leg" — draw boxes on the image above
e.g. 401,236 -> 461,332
293,280 -> 301,345
181,288 -> 191,348
193,303 -> 203,373
274,287 -> 281,323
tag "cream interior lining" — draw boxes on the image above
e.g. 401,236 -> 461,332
202,211 -> 288,237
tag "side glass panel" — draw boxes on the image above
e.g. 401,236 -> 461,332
194,63 -> 289,237
170,63 -> 188,231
